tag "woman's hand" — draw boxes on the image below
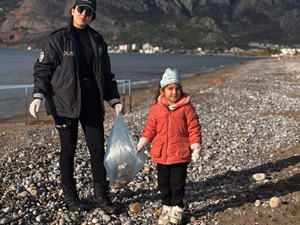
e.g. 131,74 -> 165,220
115,103 -> 122,115
29,99 -> 42,118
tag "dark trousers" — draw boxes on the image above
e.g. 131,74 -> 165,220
54,87 -> 106,184
157,163 -> 188,208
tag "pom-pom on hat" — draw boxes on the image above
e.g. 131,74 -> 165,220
75,0 -> 96,12
160,68 -> 181,88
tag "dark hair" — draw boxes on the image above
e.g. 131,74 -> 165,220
155,85 -> 162,103
70,5 -> 96,22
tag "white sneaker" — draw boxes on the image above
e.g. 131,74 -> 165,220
158,205 -> 172,225
169,206 -> 184,224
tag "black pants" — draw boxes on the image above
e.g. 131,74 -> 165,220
157,163 -> 188,208
54,87 -> 106,184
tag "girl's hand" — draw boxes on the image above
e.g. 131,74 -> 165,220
137,137 -> 149,151
191,149 -> 200,162
191,143 -> 201,162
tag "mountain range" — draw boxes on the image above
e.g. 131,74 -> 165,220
0,0 -> 300,51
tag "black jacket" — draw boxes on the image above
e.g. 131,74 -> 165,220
32,23 -> 120,118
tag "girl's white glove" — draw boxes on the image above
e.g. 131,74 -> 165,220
191,143 -> 201,162
137,137 -> 149,151
29,99 -> 41,118
191,149 -> 201,162
115,103 -> 123,115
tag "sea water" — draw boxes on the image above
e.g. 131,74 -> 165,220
0,49 -> 261,118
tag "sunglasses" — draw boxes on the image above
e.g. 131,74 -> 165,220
76,6 -> 93,17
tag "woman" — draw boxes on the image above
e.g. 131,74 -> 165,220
29,0 -> 122,213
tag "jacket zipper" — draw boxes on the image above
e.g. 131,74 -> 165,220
71,37 -> 82,117
89,33 -> 105,114
167,111 -> 171,164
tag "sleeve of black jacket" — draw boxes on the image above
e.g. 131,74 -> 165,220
32,35 -> 61,100
102,41 -> 120,107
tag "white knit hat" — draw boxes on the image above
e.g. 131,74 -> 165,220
160,68 -> 181,88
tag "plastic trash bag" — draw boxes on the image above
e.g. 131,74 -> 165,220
104,113 -> 147,189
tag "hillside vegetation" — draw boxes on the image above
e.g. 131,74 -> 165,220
0,0 -> 300,51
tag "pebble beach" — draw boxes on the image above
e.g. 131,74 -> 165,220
1,57 -> 300,225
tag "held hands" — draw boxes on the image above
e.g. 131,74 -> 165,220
191,143 -> 201,162
137,137 -> 149,151
29,99 -> 42,118
115,103 -> 123,115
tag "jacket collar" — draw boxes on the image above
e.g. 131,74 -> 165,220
62,20 -> 103,40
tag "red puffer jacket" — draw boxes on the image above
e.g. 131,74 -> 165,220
141,93 -> 201,165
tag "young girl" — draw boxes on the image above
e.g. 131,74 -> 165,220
137,68 -> 202,225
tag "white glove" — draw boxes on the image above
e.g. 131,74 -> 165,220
29,99 -> 42,118
191,149 -> 201,162
191,143 -> 201,162
115,103 -> 122,115
137,137 -> 149,151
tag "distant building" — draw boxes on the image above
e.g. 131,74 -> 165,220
248,42 -> 266,49
230,47 -> 245,53
131,43 -> 139,51
119,44 -> 130,52
144,49 -> 154,54
280,48 -> 296,55
142,43 -> 152,50
108,46 -> 119,53
153,46 -> 163,53
196,47 -> 205,55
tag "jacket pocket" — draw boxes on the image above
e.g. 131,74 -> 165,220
175,138 -> 190,159
151,141 -> 164,158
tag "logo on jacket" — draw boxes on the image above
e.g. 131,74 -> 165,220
63,51 -> 74,56
39,51 -> 44,62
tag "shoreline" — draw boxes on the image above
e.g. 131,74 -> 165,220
0,61 -> 248,134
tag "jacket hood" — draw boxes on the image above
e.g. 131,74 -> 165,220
158,92 -> 191,108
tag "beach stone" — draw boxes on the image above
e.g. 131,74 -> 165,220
0,218 -> 11,225
17,191 -> 28,198
29,189 -> 37,196
252,173 -> 266,181
144,164 -> 150,174
102,214 -> 111,222
36,215 -> 44,222
92,217 -> 99,223
125,221 -> 133,225
212,77 -> 225,85
129,203 -> 142,213
190,216 -> 197,222
119,213 -> 128,223
269,197 -> 281,208
155,209 -> 162,216
254,200 -> 261,207
2,207 -> 12,213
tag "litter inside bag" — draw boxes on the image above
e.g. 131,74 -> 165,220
104,113 -> 147,189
